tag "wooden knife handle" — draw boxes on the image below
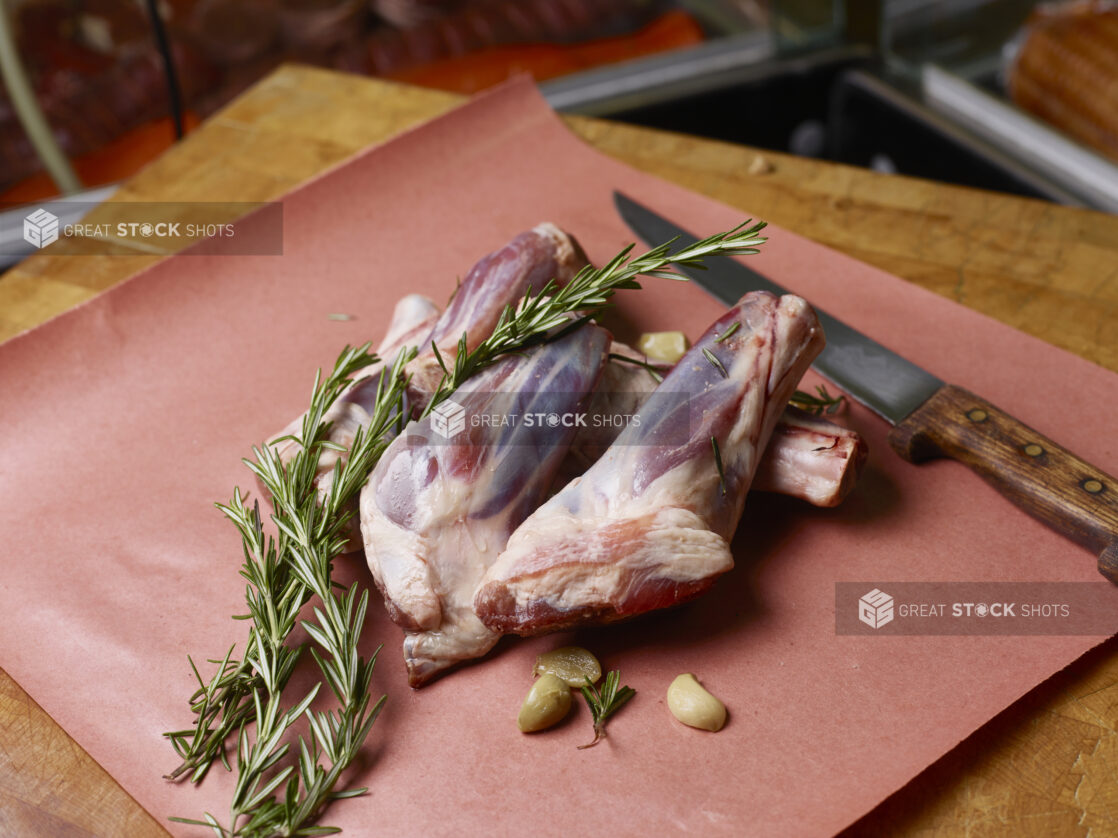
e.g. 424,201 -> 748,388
887,385 -> 1118,581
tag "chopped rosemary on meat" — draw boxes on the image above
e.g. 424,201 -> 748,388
702,348 -> 729,379
712,437 -> 728,496
714,321 -> 740,343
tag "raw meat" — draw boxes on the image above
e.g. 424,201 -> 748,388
475,291 -> 824,635
361,322 -> 611,685
405,223 -> 589,409
567,341 -> 866,507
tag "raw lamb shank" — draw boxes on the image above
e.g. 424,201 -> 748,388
569,341 -> 866,507
475,291 -> 825,635
404,223 -> 589,409
361,322 -> 612,685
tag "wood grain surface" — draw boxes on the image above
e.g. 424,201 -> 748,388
2,65 -> 1117,837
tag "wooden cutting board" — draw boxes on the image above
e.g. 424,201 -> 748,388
1,65 -> 1116,837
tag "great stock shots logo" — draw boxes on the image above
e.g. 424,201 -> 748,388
837,582 -> 1118,635
2,201 -> 284,256
23,208 -> 59,248
417,390 -> 680,448
430,400 -> 467,439
858,588 -> 895,629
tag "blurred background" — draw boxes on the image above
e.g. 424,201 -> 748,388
1,0 -> 1116,211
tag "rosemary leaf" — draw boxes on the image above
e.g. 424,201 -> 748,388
711,437 -> 727,496
702,348 -> 728,379
714,321 -> 740,343
790,384 -> 846,415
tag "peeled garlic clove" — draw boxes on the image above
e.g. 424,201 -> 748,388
533,646 -> 602,688
667,673 -> 726,732
636,331 -> 689,364
517,673 -> 572,733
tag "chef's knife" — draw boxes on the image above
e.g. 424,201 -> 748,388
614,191 -> 1118,581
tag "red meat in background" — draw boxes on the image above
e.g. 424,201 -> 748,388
0,0 -> 702,200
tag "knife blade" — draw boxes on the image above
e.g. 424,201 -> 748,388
615,191 -> 1118,581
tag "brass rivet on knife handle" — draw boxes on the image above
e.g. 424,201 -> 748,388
887,385 -> 1118,583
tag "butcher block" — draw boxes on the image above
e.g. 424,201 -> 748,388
1,66 -> 1118,837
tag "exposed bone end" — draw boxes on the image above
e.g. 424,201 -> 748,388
402,619 -> 500,687
404,651 -> 446,689
816,432 -> 868,506
475,508 -> 734,636
532,221 -> 590,285
382,294 -> 439,348
753,406 -> 869,507
765,294 -> 827,399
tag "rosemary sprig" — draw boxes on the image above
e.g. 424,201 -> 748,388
166,344 -> 390,783
170,592 -> 386,836
578,671 -> 636,750
423,221 -> 767,409
790,384 -> 846,416
167,346 -> 413,835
